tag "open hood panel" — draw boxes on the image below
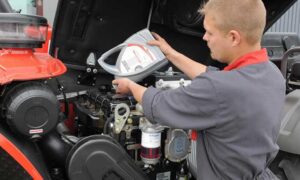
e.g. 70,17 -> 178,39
50,0 -> 298,68
50,0 -> 152,69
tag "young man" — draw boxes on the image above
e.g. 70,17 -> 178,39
113,0 -> 285,179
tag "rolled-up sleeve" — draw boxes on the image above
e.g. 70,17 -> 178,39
142,74 -> 219,130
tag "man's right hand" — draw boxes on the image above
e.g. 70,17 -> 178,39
112,78 -> 147,103
112,78 -> 133,95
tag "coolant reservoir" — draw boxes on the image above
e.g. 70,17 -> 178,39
0,13 -> 48,48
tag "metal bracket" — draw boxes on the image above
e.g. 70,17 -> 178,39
114,103 -> 130,134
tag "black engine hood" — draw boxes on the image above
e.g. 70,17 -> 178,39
50,0 -> 298,68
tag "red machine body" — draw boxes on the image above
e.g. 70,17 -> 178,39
0,13 -> 66,180
0,48 -> 66,85
0,48 -> 67,85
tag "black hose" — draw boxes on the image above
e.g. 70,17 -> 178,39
55,78 -> 69,119
103,116 -> 114,134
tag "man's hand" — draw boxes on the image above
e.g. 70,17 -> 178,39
148,32 -> 179,60
112,78 -> 147,103
148,32 -> 207,79
112,78 -> 133,95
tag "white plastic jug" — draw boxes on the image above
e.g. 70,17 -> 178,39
98,29 -> 167,82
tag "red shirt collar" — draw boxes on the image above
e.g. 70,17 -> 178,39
223,48 -> 268,71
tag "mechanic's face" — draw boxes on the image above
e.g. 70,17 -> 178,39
203,14 -> 232,64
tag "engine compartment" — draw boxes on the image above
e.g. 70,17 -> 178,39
60,69 -> 193,179
0,67 -> 194,179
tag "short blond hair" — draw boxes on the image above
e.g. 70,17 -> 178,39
200,0 -> 266,45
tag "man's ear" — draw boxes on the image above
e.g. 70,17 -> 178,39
228,30 -> 241,47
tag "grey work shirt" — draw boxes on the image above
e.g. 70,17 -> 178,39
142,61 -> 285,179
